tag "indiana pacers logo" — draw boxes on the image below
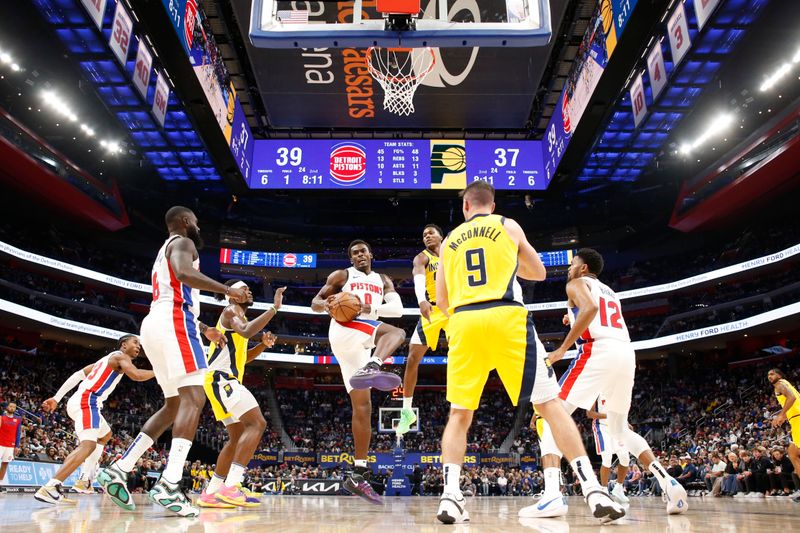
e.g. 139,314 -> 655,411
430,141 -> 466,190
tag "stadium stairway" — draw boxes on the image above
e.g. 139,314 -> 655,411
264,377 -> 295,450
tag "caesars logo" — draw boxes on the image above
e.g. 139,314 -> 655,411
319,453 -> 377,464
430,140 -> 466,190
415,0 -> 481,89
330,143 -> 367,186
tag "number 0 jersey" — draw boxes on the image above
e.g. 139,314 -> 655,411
567,277 -> 631,344
442,213 -> 521,311
342,267 -> 385,318
422,249 -> 439,303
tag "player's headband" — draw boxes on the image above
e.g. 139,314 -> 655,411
226,281 -> 248,304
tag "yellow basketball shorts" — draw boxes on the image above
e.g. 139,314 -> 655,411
790,416 -> 800,447
446,302 -> 557,411
203,371 -> 259,425
410,304 -> 449,350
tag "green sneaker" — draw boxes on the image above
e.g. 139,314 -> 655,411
395,407 -> 417,436
149,478 -> 200,517
97,463 -> 135,511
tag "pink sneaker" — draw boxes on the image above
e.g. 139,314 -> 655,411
197,490 -> 235,508
216,485 -> 259,507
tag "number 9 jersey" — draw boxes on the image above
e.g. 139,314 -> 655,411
441,213 -> 522,311
567,277 -> 631,344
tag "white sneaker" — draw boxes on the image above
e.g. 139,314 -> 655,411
664,479 -> 688,514
437,492 -> 469,524
733,492 -> 748,499
585,488 -> 626,523
150,478 -> 200,518
611,483 -> 630,504
518,494 -> 568,518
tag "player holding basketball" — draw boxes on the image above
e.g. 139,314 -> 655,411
435,181 -> 623,524
98,206 -> 247,517
532,248 -> 687,518
0,402 -> 22,492
34,335 -> 154,504
397,224 -> 448,435
767,368 -> 800,494
586,395 -> 630,503
198,280 -> 284,508
311,239 -> 406,504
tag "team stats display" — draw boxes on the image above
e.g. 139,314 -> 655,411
219,248 -> 317,268
539,249 -> 575,268
248,139 -> 549,190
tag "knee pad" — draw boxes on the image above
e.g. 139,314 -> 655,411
617,449 -> 631,467
607,411 -> 650,458
601,451 -> 614,468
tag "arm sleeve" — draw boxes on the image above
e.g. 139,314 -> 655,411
413,274 -> 427,304
375,292 -> 403,318
53,370 -> 86,402
15,419 -> 21,447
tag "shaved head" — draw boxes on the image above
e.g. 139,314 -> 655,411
164,206 -> 194,227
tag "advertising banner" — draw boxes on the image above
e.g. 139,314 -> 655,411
0,460 -> 97,488
248,450 -> 280,468
283,452 -> 317,466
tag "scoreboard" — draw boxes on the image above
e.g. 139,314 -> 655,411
539,249 -> 575,268
249,139 -> 548,190
219,248 -> 317,268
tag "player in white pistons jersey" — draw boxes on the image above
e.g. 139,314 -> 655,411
35,335 -> 154,505
312,239 -> 406,505
99,206 -> 247,517
531,249 -> 687,518
587,394 -> 631,504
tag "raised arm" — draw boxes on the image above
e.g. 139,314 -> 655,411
112,355 -> 155,382
227,287 -> 286,340
311,270 -> 348,313
167,237 -> 246,301
44,363 -> 93,409
503,217 -> 546,281
550,279 -> 598,363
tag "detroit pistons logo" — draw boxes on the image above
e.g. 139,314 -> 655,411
330,143 -> 367,187
184,0 -> 198,50
283,253 -> 297,267
562,93 -> 572,136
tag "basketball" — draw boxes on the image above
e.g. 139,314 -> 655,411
328,292 -> 361,322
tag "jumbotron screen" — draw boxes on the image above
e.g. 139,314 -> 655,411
248,139 -> 549,190
219,248 -> 317,268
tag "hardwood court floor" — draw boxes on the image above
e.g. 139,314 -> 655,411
1,493 -> 798,532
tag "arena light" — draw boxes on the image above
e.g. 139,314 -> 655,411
678,113 -> 734,155
760,62 -> 792,91
0,52 -> 11,64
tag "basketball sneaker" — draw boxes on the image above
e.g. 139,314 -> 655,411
518,494 -> 568,518
197,490 -> 235,509
97,463 -> 135,510
436,492 -> 470,524
72,479 -> 95,494
34,484 -> 76,505
611,482 -> 630,504
664,478 -> 688,514
237,484 -> 262,505
349,362 -> 402,391
395,408 -> 417,436
343,472 -> 383,504
584,488 -> 626,523
215,484 -> 260,507
149,478 -> 200,517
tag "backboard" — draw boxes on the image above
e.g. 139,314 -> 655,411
250,0 -> 552,49
379,407 -> 420,433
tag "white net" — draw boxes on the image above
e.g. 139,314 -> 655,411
366,47 -> 435,116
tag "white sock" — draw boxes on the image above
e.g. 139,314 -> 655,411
369,355 -> 383,366
117,433 -> 154,473
543,467 -> 561,496
207,473 -> 224,494
224,463 -> 245,488
648,460 -> 670,491
570,456 -> 600,492
79,443 -> 104,482
443,463 -> 461,495
46,478 -> 62,487
354,459 -> 368,469
163,438 -> 192,484
403,397 -> 413,410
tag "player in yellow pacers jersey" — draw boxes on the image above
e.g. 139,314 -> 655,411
198,280 -> 284,509
434,181 -> 624,525
768,368 -> 800,493
397,224 -> 448,435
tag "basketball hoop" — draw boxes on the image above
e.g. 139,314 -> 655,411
366,47 -> 435,116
